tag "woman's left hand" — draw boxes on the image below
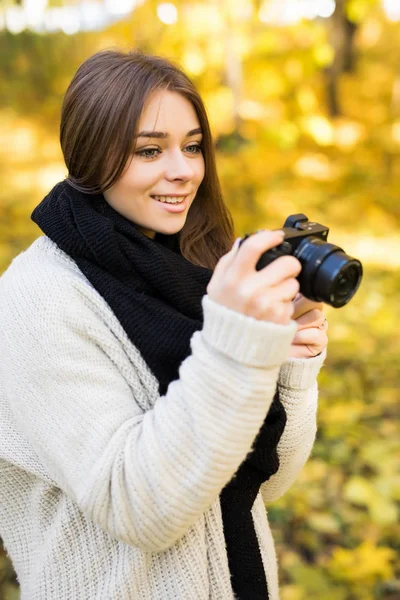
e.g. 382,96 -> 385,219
289,294 -> 328,359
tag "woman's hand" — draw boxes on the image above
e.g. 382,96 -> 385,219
289,294 -> 328,358
207,230 -> 302,325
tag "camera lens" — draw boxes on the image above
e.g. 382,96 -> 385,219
313,251 -> 363,308
332,264 -> 361,305
295,239 -> 363,307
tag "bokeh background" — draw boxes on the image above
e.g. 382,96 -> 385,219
1,0 -> 399,598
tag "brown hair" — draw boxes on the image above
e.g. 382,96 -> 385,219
60,49 -> 235,269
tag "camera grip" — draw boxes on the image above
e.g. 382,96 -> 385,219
255,241 -> 293,271
238,235 -> 292,272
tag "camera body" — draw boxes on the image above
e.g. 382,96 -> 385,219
240,214 -> 363,308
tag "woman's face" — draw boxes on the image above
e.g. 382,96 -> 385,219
104,89 -> 205,238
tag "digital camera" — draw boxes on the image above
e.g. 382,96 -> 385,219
240,214 -> 363,308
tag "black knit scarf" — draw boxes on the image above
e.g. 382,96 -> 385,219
32,180 -> 287,599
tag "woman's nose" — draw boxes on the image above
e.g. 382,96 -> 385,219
165,149 -> 194,181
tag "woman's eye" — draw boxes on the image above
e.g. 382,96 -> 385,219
185,143 -> 202,154
136,148 -> 161,159
135,144 -> 201,159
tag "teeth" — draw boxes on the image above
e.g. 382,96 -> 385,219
153,195 -> 185,204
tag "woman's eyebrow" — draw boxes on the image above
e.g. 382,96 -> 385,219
136,128 -> 203,139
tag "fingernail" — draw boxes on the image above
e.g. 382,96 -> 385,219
232,237 -> 242,250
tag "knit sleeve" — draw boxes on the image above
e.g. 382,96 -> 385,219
260,349 -> 326,504
0,257 -> 297,553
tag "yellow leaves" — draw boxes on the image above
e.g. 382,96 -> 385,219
321,400 -> 365,428
359,63 -> 393,97
0,115 -> 37,162
328,540 -> 396,583
281,560 -> 349,599
301,115 -> 334,145
293,153 -> 338,180
222,0 -> 253,22
296,86 -> 318,112
275,121 -> 300,149
303,459 -> 329,482
0,113 -> 63,166
312,42 -> 334,67
204,87 -> 235,135
391,121 -> 400,144
334,119 -> 366,149
307,512 -> 341,534
358,18 -> 383,47
237,99 -> 267,121
257,120 -> 299,150
8,124 -> 37,156
182,4 -> 223,36
284,58 -> 304,83
344,476 -> 376,507
182,48 -> 206,76
344,459 -> 399,526
36,164 -> 67,192
256,68 -> 286,99
332,233 -> 400,270
360,440 -> 399,472
299,112 -> 366,150
0,244 -> 14,276
7,164 -> 66,195
346,0 -> 380,24
281,585 -> 304,600
368,495 -> 398,526
387,475 -> 400,501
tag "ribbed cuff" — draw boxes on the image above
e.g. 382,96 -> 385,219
201,295 -> 298,368
278,347 -> 327,390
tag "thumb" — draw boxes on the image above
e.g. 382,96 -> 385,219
219,237 -> 242,267
225,237 -> 242,264
208,238 -> 242,287
231,237 -> 242,252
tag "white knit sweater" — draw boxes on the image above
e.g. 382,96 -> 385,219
0,236 -> 325,600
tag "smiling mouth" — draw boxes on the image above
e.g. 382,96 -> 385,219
151,195 -> 187,204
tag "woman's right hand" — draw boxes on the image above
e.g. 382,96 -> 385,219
207,230 -> 302,326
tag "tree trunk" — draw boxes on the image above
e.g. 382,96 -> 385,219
326,0 -> 358,117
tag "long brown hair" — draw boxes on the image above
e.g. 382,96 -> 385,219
60,49 -> 235,269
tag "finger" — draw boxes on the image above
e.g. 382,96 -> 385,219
280,301 -> 296,325
238,280 -> 297,321
290,344 -> 317,359
292,293 -> 324,320
291,329 -> 328,347
258,299 -> 295,325
238,274 -> 299,316
207,238 -> 243,296
295,309 -> 325,329
257,254 -> 302,287
274,277 -> 300,302
211,237 -> 242,277
246,272 -> 300,302
232,230 -> 285,275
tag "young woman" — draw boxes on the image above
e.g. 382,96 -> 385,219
0,50 -> 328,599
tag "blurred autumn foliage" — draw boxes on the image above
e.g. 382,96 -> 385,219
0,0 -> 399,598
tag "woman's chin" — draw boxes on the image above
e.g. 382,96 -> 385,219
154,221 -> 187,236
